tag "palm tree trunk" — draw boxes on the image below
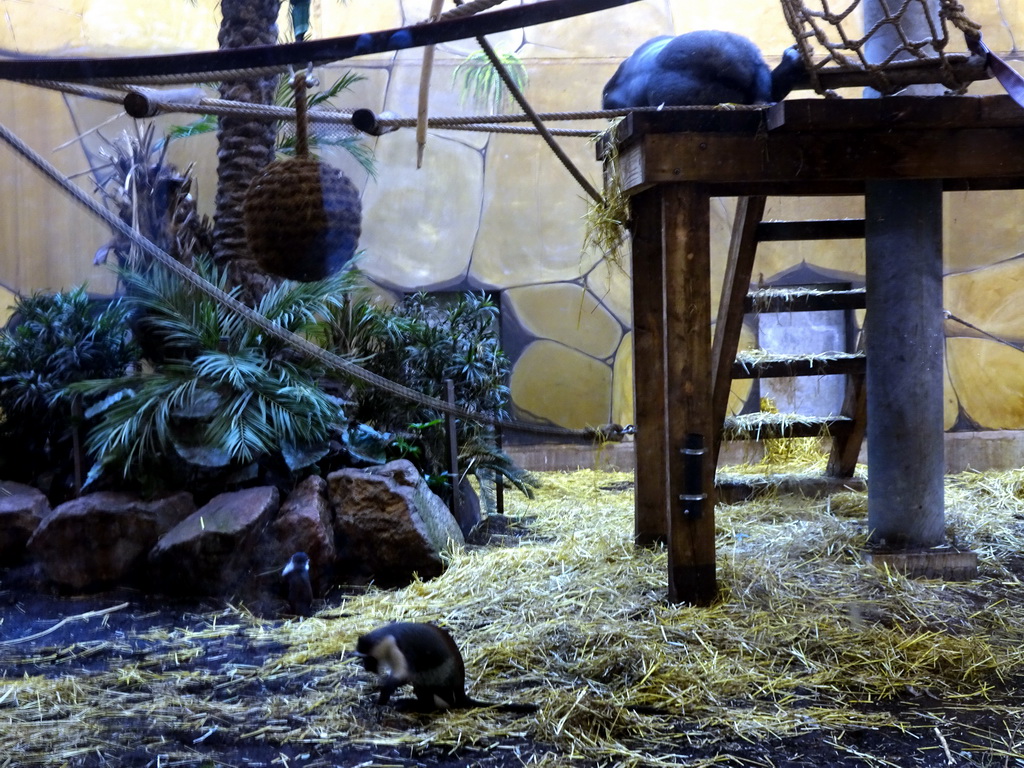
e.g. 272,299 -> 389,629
213,0 -> 282,305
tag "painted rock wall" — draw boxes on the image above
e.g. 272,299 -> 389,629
0,0 -> 1021,433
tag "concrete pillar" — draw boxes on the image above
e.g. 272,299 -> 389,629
865,180 -> 945,547
863,0 -> 945,96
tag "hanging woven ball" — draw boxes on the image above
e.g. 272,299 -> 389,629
244,156 -> 361,281
243,73 -> 362,282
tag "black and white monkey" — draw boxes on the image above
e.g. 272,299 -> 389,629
602,30 -> 805,109
281,551 -> 313,617
354,622 -> 536,713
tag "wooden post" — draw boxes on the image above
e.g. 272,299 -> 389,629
631,187 -> 669,546
864,179 -> 945,547
444,378 -> 461,526
71,397 -> 83,498
495,425 -> 505,516
711,195 -> 766,467
663,184 -> 717,605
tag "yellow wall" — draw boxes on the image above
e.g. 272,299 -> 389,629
1,0 -> 1022,432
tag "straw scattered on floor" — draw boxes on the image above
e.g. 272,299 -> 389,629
2,462 -> 1024,766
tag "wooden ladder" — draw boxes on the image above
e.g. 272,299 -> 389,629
710,196 -> 868,477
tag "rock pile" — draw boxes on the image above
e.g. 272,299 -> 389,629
3,460 -> 466,613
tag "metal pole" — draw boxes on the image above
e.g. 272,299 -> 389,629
864,179 -> 945,547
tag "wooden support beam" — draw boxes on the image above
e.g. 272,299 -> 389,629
744,287 -> 866,313
622,129 -> 1024,191
827,372 -> 867,478
725,416 -> 856,441
756,219 -> 865,242
631,188 -> 668,547
662,184 -> 716,606
827,301 -> 868,477
791,54 -> 989,95
711,195 -> 765,469
731,352 -> 865,379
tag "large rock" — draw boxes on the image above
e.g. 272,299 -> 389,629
149,486 -> 279,596
27,491 -> 194,591
328,459 -> 464,586
0,481 -> 49,566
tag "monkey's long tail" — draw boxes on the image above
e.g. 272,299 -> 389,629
463,697 -> 539,714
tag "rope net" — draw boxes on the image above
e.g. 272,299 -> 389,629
780,0 -> 986,96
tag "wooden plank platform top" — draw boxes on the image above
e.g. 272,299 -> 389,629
722,414 -> 855,441
767,94 -> 1024,131
732,351 -> 865,380
744,287 -> 866,313
612,95 -> 1024,143
611,96 -> 1024,195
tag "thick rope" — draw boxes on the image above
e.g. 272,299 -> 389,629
456,125 -> 598,136
293,72 -> 310,158
36,72 -> 719,127
940,0 -> 983,38
453,0 -> 603,204
944,311 -> 1024,352
0,117 -> 593,438
480,38 -> 603,202
0,0 -> 642,86
435,0 -> 510,20
30,75 -> 726,142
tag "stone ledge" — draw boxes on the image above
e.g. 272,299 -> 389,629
507,430 -> 1024,475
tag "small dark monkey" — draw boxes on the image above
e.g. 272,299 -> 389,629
281,551 -> 313,617
355,622 -> 537,713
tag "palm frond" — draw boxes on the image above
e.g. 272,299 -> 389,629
254,269 -> 358,332
452,49 -> 529,114
78,255 -> 348,490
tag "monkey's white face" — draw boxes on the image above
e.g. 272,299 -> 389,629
370,635 -> 410,680
281,556 -> 309,577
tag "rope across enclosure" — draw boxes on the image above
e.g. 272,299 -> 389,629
0,118 -> 600,439
37,74 -> 680,139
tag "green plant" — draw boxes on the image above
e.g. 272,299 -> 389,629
73,257 -> 353,496
93,122 -> 213,272
322,290 -> 536,502
0,287 -> 137,501
452,49 -> 529,114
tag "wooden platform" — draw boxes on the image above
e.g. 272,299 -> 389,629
613,96 -> 1024,196
612,96 -> 1024,604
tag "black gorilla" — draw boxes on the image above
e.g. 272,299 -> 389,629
602,30 -> 804,109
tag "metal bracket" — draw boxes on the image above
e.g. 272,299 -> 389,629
679,433 -> 706,519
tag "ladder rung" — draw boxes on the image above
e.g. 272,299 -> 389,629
756,219 -> 865,241
744,287 -> 866,313
722,415 -> 854,441
732,352 -> 865,379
